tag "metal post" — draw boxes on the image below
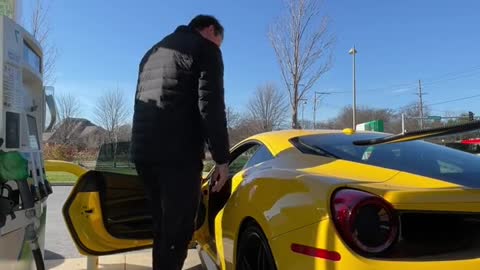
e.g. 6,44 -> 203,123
87,256 -> 99,270
302,102 -> 305,128
299,98 -> 307,129
401,113 -> 405,134
349,46 -> 358,130
313,93 -> 317,129
418,80 -> 424,129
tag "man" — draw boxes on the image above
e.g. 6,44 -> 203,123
131,15 -> 230,269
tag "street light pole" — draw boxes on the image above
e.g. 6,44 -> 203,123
299,98 -> 307,129
349,46 -> 357,130
313,92 -> 319,129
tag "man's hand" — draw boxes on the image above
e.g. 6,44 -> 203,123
211,163 -> 228,192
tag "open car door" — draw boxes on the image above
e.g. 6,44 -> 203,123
62,142 -> 207,256
63,169 -> 153,256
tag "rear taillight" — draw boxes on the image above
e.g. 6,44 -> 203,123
331,188 -> 399,256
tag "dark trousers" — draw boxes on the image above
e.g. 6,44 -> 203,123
135,161 -> 203,270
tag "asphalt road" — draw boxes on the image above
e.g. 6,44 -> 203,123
44,186 -> 202,269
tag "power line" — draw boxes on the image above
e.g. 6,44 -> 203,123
427,93 -> 480,106
397,92 -> 480,111
328,65 -> 480,95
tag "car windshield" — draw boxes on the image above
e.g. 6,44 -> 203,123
293,133 -> 480,188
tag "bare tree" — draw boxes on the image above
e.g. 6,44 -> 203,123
117,124 -> 132,142
229,116 -> 264,146
94,88 -> 130,166
268,0 -> 335,129
28,0 -> 59,85
53,92 -> 82,144
319,105 -> 399,133
398,102 -> 433,132
226,106 -> 241,130
94,88 -> 130,144
247,82 -> 289,132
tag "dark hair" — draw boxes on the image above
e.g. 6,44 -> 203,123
188,15 -> 224,38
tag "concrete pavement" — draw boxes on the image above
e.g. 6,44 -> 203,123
45,186 -> 81,259
45,186 -> 202,269
45,249 -> 202,269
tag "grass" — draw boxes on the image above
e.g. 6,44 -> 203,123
46,171 -> 78,185
46,162 -> 213,185
95,167 -> 138,175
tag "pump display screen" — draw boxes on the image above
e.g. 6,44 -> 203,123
23,41 -> 41,73
5,111 -> 19,148
27,115 -> 40,150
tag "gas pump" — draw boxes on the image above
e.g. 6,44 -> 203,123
0,15 -> 55,270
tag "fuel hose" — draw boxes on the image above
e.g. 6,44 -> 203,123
26,223 -> 45,270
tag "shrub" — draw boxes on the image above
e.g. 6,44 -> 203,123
43,143 -> 78,161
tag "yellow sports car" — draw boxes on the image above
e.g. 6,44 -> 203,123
62,122 -> 480,270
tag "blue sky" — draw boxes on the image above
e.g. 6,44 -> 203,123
21,0 -> 480,125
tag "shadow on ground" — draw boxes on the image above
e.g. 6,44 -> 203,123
44,250 -> 65,268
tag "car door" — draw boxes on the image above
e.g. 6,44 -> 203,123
62,141 -> 164,256
63,168 -> 154,256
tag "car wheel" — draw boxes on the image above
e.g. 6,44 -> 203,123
236,223 -> 277,270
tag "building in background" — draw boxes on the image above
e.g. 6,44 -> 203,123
0,0 -> 20,22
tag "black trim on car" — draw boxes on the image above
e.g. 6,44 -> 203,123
289,136 -> 339,158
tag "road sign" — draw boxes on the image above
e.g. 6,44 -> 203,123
356,120 -> 384,132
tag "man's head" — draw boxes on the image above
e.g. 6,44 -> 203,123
188,15 -> 224,47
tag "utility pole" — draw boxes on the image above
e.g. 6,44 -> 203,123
416,79 -> 426,129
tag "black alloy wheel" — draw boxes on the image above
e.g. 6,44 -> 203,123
236,223 -> 277,270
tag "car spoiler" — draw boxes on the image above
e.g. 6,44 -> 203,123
352,120 -> 480,146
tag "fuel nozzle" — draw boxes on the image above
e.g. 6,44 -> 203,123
0,150 -> 34,210
0,183 -> 17,228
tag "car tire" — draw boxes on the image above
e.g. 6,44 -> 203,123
236,222 -> 277,270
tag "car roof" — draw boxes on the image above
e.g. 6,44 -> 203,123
240,129 -> 382,156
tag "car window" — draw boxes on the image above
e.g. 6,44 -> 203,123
243,145 -> 274,169
229,144 -> 261,176
292,133 -> 480,188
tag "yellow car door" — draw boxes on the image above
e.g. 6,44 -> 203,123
62,169 -> 154,256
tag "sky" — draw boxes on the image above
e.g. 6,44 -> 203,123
20,0 -> 480,126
